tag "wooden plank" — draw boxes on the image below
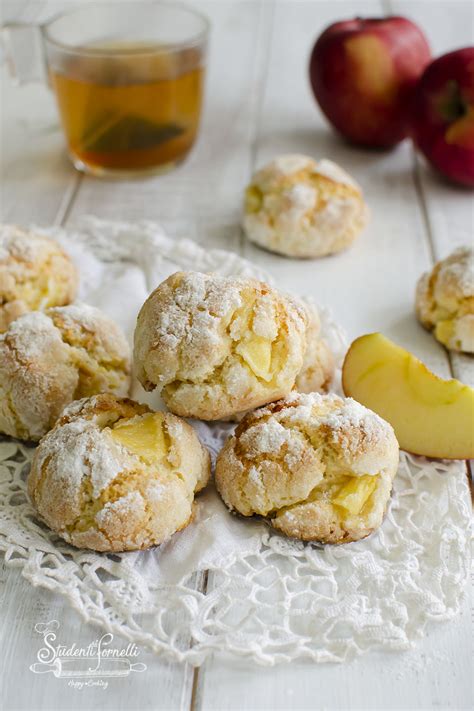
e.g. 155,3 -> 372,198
0,564 -> 193,711
0,1 -> 30,22
196,1 -> 471,709
194,598 -> 472,711
389,0 -> 474,386
0,0 -> 80,225
0,0 -> 129,225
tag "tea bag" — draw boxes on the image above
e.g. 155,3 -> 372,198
81,112 -> 184,152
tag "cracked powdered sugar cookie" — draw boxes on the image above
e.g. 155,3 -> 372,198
28,394 -> 210,552
134,271 -> 311,420
416,246 -> 474,353
0,224 -> 78,332
242,154 -> 368,258
0,302 -> 131,441
215,391 -> 399,544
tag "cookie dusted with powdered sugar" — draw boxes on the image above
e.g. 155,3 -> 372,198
242,154 -> 368,258
28,394 -> 210,552
416,246 -> 474,353
0,224 -> 78,332
0,303 -> 131,441
215,392 -> 399,544
133,271 -> 309,420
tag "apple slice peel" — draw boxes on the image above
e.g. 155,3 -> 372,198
342,332 -> 474,459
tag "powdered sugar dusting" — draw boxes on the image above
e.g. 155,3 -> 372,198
252,293 -> 278,339
153,272 -> 242,350
436,246 -> 473,298
272,154 -> 314,176
416,246 -> 474,353
88,436 -> 124,496
241,419 -> 292,456
4,310 -> 63,360
321,397 -> 393,458
286,391 -> 391,439
248,466 -> 263,488
0,224 -> 55,262
248,391 -> 394,463
284,183 -> 317,212
147,482 -> 168,502
95,491 -> 145,526
314,159 -> 360,190
0,303 -> 106,360
36,419 -> 124,501
50,302 -> 108,331
322,396 -> 387,433
284,390 -> 327,423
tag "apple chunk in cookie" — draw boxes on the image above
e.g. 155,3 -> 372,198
28,394 -> 211,552
215,392 -> 399,544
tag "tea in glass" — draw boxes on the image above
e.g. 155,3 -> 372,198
43,3 -> 209,177
50,45 -> 205,175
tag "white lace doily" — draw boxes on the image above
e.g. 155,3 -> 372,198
0,217 -> 471,666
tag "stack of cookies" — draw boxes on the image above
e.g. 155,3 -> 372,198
1,222 -> 403,553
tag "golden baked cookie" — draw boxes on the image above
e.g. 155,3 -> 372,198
243,154 -> 368,258
296,303 -> 335,393
28,394 -> 210,552
0,302 -> 131,441
0,224 -> 78,332
134,271 -> 308,420
416,246 -> 474,353
215,392 -> 399,544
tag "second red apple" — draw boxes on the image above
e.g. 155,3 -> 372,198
410,48 -> 474,187
309,17 -> 431,148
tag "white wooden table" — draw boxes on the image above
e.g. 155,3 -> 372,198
1,1 -> 472,709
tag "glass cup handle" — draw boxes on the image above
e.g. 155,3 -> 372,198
1,23 -> 46,85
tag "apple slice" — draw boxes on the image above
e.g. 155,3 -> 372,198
342,333 -> 474,459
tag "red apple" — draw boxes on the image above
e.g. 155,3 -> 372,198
309,17 -> 431,148
411,48 -> 474,187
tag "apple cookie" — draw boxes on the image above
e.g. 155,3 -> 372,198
28,394 -> 210,552
242,154 -> 368,258
416,246 -> 474,353
215,391 -> 399,544
134,271 -> 308,420
0,224 -> 78,332
0,302 -> 131,441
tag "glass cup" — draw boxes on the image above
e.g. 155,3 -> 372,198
2,2 -> 210,177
